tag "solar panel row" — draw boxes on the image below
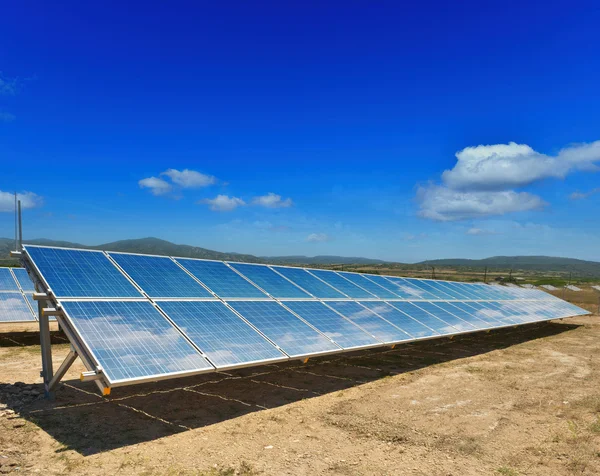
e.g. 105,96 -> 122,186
21,246 -> 590,387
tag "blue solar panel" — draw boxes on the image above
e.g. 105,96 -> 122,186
359,301 -> 439,338
271,266 -> 346,298
227,301 -> 339,357
109,253 -> 212,298
325,301 -> 412,344
12,268 -> 35,292
467,301 -> 524,324
229,263 -> 310,298
157,301 -> 286,368
338,272 -> 398,299
427,282 -> 467,300
0,292 -> 36,322
0,268 -> 19,291
307,269 -> 375,298
386,301 -> 458,334
360,274 -> 406,298
175,259 -> 268,298
405,279 -> 454,300
445,301 -> 506,327
282,301 -> 381,349
412,302 -> 478,331
383,277 -> 438,300
438,282 -> 479,300
61,300 -> 213,383
433,301 -> 491,328
24,246 -> 142,298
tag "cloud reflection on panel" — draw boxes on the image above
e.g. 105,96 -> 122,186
60,301 -> 212,383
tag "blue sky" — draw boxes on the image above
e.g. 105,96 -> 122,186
1,1 -> 599,262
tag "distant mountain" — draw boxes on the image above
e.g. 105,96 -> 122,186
265,255 -> 386,265
2,238 -> 599,275
0,237 -> 263,264
418,255 -> 600,276
1,237 -> 385,265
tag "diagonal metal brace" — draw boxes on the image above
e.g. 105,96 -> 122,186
48,348 -> 78,392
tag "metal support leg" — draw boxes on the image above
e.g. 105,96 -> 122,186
48,348 -> 77,392
38,299 -> 54,400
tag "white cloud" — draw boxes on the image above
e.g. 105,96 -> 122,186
0,73 -> 19,96
306,233 -> 330,243
417,185 -> 546,222
417,140 -> 600,221
570,188 -> 600,200
161,169 -> 216,188
0,111 -> 16,122
252,192 -> 293,208
138,177 -> 172,196
466,227 -> 498,236
442,141 -> 600,191
0,190 -> 43,212
199,194 -> 245,212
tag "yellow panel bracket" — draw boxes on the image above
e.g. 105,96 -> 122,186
302,358 -> 309,364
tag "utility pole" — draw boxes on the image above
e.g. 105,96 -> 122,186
18,200 -> 23,249
431,266 -> 435,280
484,266 -> 488,284
14,192 -> 17,251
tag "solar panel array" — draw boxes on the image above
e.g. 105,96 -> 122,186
22,245 -> 591,388
0,268 -> 36,322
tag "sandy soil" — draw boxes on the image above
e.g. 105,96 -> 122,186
1,306 -> 599,475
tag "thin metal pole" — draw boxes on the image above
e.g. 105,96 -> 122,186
38,300 -> 55,400
14,192 -> 17,251
18,200 -> 22,249
484,266 -> 487,284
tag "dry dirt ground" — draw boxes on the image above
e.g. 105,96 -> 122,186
1,304 -> 600,475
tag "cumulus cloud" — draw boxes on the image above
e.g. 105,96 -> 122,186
139,168 -> 217,197
306,233 -> 330,243
138,177 -> 172,196
252,192 -> 293,208
417,185 -> 546,222
416,140 -> 600,221
570,188 -> 600,200
443,141 -> 600,191
161,169 -> 216,188
199,195 -> 245,212
0,190 -> 43,212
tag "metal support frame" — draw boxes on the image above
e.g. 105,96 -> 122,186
38,298 -> 55,399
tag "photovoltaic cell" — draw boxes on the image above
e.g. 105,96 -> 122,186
0,268 -> 19,291
338,272 -> 398,299
383,277 -> 437,300
448,301 -> 508,327
433,301 -> 491,328
227,301 -> 339,357
413,302 -> 478,331
307,269 -> 375,298
359,301 -> 439,338
24,246 -> 142,298
109,253 -> 212,298
325,301 -> 412,343
271,266 -> 346,298
405,279 -> 453,300
229,263 -> 310,298
12,268 -> 35,292
157,301 -> 285,367
60,300 -> 213,383
282,300 -> 380,349
175,259 -> 267,298
361,274 -> 408,298
0,292 -> 36,322
387,301 -> 459,334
